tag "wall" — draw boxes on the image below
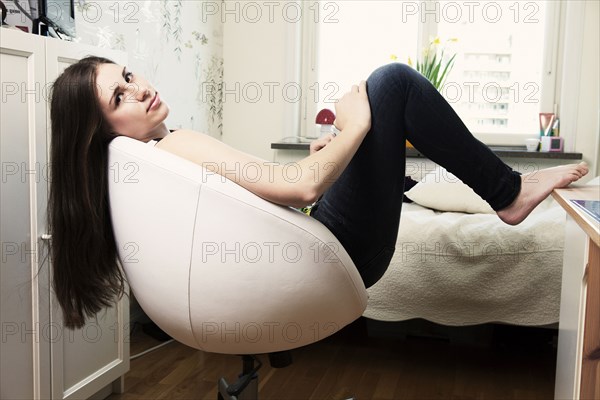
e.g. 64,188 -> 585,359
75,0 -> 224,137
573,0 -> 599,177
555,0 -> 600,178
222,1 -> 300,161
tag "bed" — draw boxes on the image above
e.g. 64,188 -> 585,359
363,166 -> 565,327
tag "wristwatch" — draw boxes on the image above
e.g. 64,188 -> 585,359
331,125 -> 341,137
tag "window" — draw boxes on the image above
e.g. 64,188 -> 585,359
300,0 -> 560,145
301,1 -> 417,137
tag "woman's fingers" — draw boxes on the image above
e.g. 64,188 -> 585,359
332,79 -> 371,135
353,81 -> 366,93
309,134 -> 335,155
359,80 -> 367,94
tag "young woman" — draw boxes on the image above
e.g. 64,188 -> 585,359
49,56 -> 588,329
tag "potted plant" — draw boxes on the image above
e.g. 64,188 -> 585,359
392,37 -> 458,147
408,37 -> 458,91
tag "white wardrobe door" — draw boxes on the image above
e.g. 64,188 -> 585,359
0,29 -> 50,400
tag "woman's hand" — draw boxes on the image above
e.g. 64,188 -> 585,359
334,80 -> 371,135
309,134 -> 335,155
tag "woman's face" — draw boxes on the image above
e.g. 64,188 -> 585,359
95,63 -> 170,141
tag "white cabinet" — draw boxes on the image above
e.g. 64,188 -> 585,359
1,28 -> 129,400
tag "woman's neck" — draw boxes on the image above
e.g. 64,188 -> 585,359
150,123 -> 170,140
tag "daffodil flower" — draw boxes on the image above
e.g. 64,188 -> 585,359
393,37 -> 457,91
405,36 -> 457,92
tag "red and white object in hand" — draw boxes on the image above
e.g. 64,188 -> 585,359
315,109 -> 339,138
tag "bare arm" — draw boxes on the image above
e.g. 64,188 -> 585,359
156,81 -> 371,208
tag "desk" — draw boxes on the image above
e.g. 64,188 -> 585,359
553,186 -> 600,400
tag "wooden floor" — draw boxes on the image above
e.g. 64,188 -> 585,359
108,319 -> 557,400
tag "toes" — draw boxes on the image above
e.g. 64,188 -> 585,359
577,162 -> 589,174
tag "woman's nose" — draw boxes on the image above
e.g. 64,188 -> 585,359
126,83 -> 150,101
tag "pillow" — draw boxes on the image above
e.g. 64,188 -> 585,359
402,175 -> 419,203
404,166 -> 495,214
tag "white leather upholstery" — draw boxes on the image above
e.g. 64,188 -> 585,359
108,136 -> 368,354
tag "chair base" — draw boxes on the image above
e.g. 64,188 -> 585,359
216,352 -> 293,400
216,352 -> 358,400
217,375 -> 258,400
217,355 -> 261,400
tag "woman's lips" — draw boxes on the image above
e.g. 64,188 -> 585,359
148,92 -> 161,112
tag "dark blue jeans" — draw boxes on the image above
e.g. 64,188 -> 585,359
310,63 -> 521,288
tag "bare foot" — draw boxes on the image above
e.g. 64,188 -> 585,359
497,162 -> 589,225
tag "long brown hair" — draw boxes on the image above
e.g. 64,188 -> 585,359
48,56 -> 124,329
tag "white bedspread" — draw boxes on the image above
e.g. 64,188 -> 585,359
364,198 -> 565,326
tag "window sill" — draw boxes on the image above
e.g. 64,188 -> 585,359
270,142 -> 583,160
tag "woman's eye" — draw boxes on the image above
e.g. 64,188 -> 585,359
116,93 -> 124,105
124,72 -> 133,83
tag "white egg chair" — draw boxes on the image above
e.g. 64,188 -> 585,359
108,136 -> 368,399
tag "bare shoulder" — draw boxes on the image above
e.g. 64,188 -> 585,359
156,129 -> 212,149
155,129 -> 219,159
154,129 -> 267,168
